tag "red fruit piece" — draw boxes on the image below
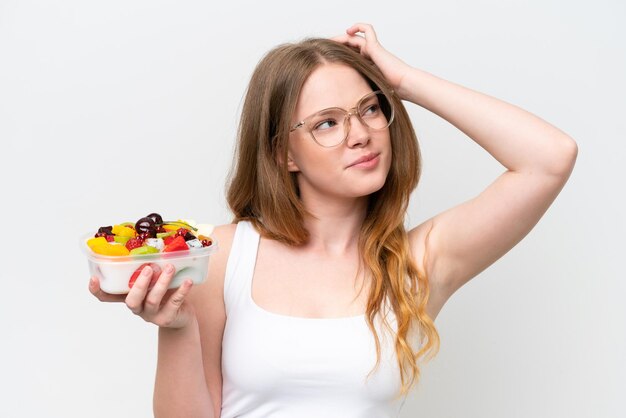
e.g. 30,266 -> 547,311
137,232 -> 152,240
201,239 -> 212,247
125,237 -> 144,251
105,235 -> 115,242
128,263 -> 158,289
176,228 -> 189,237
163,235 -> 176,246
163,235 -> 189,252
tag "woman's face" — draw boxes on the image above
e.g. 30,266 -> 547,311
287,63 -> 392,203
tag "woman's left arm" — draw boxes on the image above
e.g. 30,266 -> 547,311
336,24 -> 578,313
404,65 -> 577,299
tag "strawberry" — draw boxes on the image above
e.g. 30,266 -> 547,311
175,228 -> 190,237
163,235 -> 189,252
125,237 -> 144,251
163,235 -> 176,246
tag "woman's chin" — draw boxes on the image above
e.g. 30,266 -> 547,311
345,178 -> 387,198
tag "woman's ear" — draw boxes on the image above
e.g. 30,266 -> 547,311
275,145 -> 300,173
286,153 -> 300,172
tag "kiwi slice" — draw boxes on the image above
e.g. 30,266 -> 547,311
129,246 -> 159,255
113,235 -> 131,244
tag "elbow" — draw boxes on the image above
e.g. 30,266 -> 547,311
548,135 -> 578,178
561,136 -> 578,175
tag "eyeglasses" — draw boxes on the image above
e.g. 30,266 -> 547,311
289,90 -> 395,148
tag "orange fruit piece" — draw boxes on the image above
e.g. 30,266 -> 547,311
91,242 -> 130,256
87,237 -> 108,248
112,224 -> 136,238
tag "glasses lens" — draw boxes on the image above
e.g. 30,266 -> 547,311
309,108 -> 347,147
358,91 -> 394,130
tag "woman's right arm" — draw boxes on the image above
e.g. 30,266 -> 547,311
181,224 -> 237,418
153,223 -> 237,417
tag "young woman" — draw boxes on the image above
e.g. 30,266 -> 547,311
90,23 -> 577,417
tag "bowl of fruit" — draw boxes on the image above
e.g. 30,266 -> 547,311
81,212 -> 217,294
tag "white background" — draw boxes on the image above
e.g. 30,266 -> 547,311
1,1 -> 624,417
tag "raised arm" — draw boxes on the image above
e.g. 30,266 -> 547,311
335,24 -> 578,318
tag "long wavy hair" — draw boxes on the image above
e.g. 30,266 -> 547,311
226,38 -> 439,396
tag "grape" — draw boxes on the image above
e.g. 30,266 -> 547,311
135,217 -> 157,238
146,213 -> 163,226
98,226 -> 113,235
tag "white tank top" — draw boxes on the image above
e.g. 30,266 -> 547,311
220,221 -> 408,417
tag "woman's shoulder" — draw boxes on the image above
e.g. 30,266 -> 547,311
209,220 -> 259,267
211,223 -> 239,259
213,222 -> 238,237
187,223 -> 238,304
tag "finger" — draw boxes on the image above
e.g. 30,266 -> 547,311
159,279 -> 193,320
89,277 -> 126,302
125,265 -> 153,315
346,23 -> 379,44
334,33 -> 366,51
149,263 -> 163,286
143,264 -> 176,316
330,34 -> 349,43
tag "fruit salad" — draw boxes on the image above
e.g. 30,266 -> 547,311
82,212 -> 217,294
86,212 -> 214,256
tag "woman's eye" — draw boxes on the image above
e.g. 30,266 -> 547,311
313,119 -> 338,131
362,104 -> 380,116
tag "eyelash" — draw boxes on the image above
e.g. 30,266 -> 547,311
314,119 -> 338,131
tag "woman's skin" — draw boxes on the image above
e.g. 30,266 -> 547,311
89,23 -> 577,418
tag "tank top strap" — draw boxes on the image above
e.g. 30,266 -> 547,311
223,220 -> 260,317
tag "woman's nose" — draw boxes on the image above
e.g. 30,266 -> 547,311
344,113 -> 370,148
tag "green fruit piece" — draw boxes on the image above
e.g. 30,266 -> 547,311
157,231 -> 175,239
130,246 -> 159,255
114,235 -> 131,244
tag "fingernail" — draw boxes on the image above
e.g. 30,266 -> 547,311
142,266 -> 152,276
165,264 -> 173,273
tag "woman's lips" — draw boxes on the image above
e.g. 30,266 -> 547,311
347,153 -> 380,169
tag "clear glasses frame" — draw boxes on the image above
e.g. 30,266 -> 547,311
289,90 -> 395,148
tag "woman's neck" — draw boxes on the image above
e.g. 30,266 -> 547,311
299,194 -> 368,256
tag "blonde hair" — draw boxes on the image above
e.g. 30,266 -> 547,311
226,38 -> 439,396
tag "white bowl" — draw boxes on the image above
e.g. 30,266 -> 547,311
81,233 -> 218,294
